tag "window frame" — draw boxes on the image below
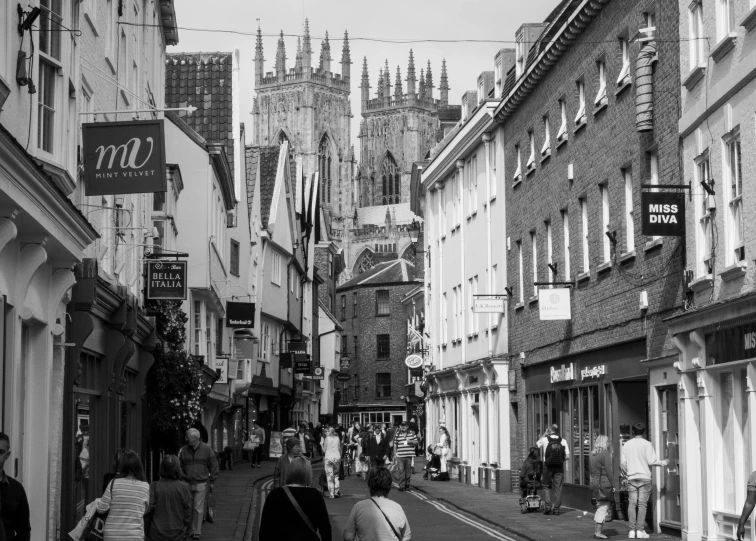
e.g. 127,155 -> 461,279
541,116 -> 551,157
376,334 -> 391,360
618,37 -> 631,85
594,60 -> 607,107
531,231 -> 538,296
517,240 -> 524,302
689,2 -> 705,71
695,152 -> 713,276
513,144 -> 522,182
724,131 -> 745,264
624,170 -> 635,253
376,373 -> 392,398
575,79 -> 586,125
230,239 -> 240,277
581,198 -> 590,272
562,210 -> 571,279
375,289 -> 390,316
600,183 -> 610,263
557,99 -> 568,142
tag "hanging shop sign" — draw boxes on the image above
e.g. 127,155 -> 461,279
538,288 -> 571,320
641,192 -> 685,236
288,341 -> 308,373
405,354 -> 423,369
581,364 -> 607,380
311,366 -> 325,380
550,362 -> 575,384
336,372 -> 352,382
340,355 -> 351,371
706,321 -> 756,365
473,295 -> 507,313
145,261 -> 187,300
215,356 -> 229,384
226,301 -> 255,328
82,119 -> 167,196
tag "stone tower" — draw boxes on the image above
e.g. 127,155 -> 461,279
252,20 -> 355,228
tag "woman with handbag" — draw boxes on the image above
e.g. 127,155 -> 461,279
94,450 -> 150,540
322,426 -> 342,499
258,456 -> 331,541
344,467 -> 411,541
146,455 -> 192,541
435,427 -> 451,481
590,435 -> 615,539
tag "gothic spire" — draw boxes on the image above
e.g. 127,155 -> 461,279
377,64 -> 384,99
406,49 -> 417,95
419,67 -> 426,99
360,57 -> 370,108
341,31 -> 351,66
440,59 -> 449,105
295,36 -> 302,70
425,60 -> 434,97
302,18 -> 312,72
394,65 -> 403,98
254,22 -> 265,85
275,30 -> 287,75
384,59 -> 391,96
320,31 -> 332,71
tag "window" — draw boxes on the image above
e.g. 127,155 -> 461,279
40,0 -> 63,60
289,267 -> 295,293
624,170 -> 635,253
725,134 -> 745,263
341,295 -> 347,320
193,301 -> 202,356
354,374 -> 360,401
562,385 -> 600,485
353,293 -> 358,318
527,392 -> 556,451
696,154 -> 713,275
457,284 -> 463,338
318,136 -> 333,204
541,117 -> 551,157
376,289 -> 390,316
467,278 -> 474,335
557,99 -> 568,142
516,35 -> 525,78
513,145 -> 522,182
526,131 -> 536,170
452,287 -> 459,339
354,336 -> 358,357
717,0 -> 736,41
517,241 -> 524,302
575,80 -> 586,126
546,222 -> 553,283
328,253 -> 333,278
689,3 -> 704,71
205,312 -> 212,363
260,322 -> 269,360
376,373 -> 391,398
216,318 -> 223,356
152,220 -> 166,253
452,172 -> 461,227
594,61 -> 607,107
439,188 -> 447,234
377,334 -> 390,359
380,154 -> 400,205
618,37 -> 631,85
472,275 -> 479,333
340,335 -> 347,355
581,198 -> 589,272
37,62 -> 57,153
442,293 -> 448,343
492,264 -> 498,299
153,192 -> 167,213
531,232 -> 538,296
562,210 -> 571,279
648,152 -> 660,241
230,240 -> 240,276
471,155 -> 478,213
272,252 -> 281,285
490,137 -> 497,199
600,184 -> 610,263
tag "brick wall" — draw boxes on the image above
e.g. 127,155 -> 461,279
501,0 -> 682,481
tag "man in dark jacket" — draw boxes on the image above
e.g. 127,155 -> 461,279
365,425 -> 390,468
0,433 -> 29,541
179,428 -> 219,539
296,423 -> 315,458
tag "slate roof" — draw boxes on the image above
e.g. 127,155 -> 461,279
437,105 -> 462,122
165,52 -> 234,182
245,146 -> 281,231
356,203 -> 420,226
338,258 -> 417,290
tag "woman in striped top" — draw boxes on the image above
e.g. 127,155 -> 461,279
95,450 -> 150,540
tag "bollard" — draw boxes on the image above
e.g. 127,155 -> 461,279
484,467 -> 491,489
463,464 -> 472,484
495,468 -> 510,493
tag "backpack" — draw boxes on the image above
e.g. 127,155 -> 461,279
544,435 -> 566,467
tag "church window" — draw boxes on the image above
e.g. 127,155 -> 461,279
381,154 -> 400,205
318,136 -> 333,204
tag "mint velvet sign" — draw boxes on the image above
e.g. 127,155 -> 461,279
82,119 -> 167,195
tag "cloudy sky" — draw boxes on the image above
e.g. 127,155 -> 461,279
171,0 -> 558,158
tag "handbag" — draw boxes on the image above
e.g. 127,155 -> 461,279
370,498 -> 402,541
204,485 -> 216,524
81,478 -> 116,541
283,487 -> 321,540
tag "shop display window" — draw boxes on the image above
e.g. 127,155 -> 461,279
561,385 -> 599,485
716,369 -> 751,512
527,392 -> 555,445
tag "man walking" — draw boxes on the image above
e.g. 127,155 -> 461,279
0,433 -> 30,541
179,428 -> 219,540
393,422 -> 418,491
296,423 -> 314,458
539,424 -> 569,516
250,421 -> 266,468
621,423 -> 667,539
273,437 -> 303,489
366,424 -> 389,468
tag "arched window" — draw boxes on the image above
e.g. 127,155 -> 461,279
277,131 -> 290,147
381,154 -> 400,205
318,136 -> 332,204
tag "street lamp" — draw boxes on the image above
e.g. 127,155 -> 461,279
407,219 -> 426,255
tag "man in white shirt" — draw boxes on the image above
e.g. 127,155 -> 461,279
537,424 -> 570,515
621,422 -> 667,539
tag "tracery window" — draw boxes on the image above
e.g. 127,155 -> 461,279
381,154 -> 400,205
318,136 -> 333,204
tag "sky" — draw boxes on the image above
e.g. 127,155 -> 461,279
171,0 -> 559,159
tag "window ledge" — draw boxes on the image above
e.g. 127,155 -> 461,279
597,261 -> 612,274
490,194 -> 497,203
441,234 -> 446,241
644,238 -> 663,252
742,4 -> 756,31
105,55 -> 117,75
515,302 -> 525,311
683,65 -> 706,91
574,118 -> 587,133
513,178 -> 522,189
526,164 -> 536,176
619,251 -> 636,264
593,101 -> 608,116
556,135 -> 568,149
230,271 -> 240,278
689,274 -> 714,293
528,295 -> 538,305
466,214 -> 472,221
615,78 -> 632,96
376,358 -> 391,362
472,210 -> 477,218
721,262 -> 747,282
711,33 -> 737,63
540,149 -> 551,163
577,271 -> 590,283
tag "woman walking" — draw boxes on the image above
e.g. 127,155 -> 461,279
354,423 -> 369,478
259,456 -> 331,541
95,450 -> 150,540
343,467 -> 411,541
435,427 -> 451,481
590,435 -> 615,539
147,455 -> 192,541
323,426 -> 342,498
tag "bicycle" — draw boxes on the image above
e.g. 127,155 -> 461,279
342,443 -> 354,476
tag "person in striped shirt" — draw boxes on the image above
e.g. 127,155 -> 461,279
393,423 -> 418,491
95,450 -> 150,540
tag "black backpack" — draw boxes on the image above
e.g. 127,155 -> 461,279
544,435 -> 566,467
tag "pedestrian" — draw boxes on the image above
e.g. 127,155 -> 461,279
94,449 -> 150,540
737,470 -> 756,540
385,423 -> 398,462
219,446 -> 233,471
350,422 -> 367,478
366,424 -> 390,468
434,426 -> 451,481
297,423 -> 315,459
147,454 -> 192,541
103,448 -> 128,492
273,437 -> 303,489
259,456 -> 331,541
393,422 -> 417,492
621,423 -> 667,539
540,424 -> 569,515
323,426 -> 342,498
590,435 -> 615,539
519,447 -> 542,499
282,423 -> 297,443
0,433 -> 30,541
343,467 -> 411,541
178,428 -> 219,540
250,421 -> 266,468
314,422 -> 324,457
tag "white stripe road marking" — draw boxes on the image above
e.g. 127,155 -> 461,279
425,500 -> 516,541
406,489 -> 427,500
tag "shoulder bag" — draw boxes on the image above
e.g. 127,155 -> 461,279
81,478 -> 116,541
371,498 -> 402,541
283,487 -> 321,540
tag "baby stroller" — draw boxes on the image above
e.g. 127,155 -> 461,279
519,474 -> 543,513
423,445 -> 443,481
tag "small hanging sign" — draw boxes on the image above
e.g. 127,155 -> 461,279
538,288 -> 571,320
641,192 -> 685,236
145,261 -> 187,300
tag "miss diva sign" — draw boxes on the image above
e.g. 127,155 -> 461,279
82,120 -> 167,196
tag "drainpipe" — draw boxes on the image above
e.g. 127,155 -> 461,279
457,160 -> 466,366
482,134 -> 493,358
436,186 -> 445,372
635,40 -> 657,132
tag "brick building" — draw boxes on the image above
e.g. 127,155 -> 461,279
497,0 -> 683,527
336,257 -> 419,425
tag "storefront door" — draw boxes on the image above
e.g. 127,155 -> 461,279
658,386 -> 681,525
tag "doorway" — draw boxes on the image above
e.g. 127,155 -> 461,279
658,386 -> 681,526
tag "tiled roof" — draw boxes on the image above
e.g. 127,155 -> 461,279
338,258 -> 417,289
245,146 -> 259,226
252,146 -> 282,230
438,105 -> 462,122
356,203 -> 420,226
165,52 -> 234,182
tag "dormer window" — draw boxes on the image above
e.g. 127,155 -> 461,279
594,60 -> 607,107
541,116 -> 551,157
575,80 -> 586,126
556,99 -> 568,142
516,36 -> 525,78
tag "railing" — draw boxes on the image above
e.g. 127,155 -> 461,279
364,94 -> 442,112
258,69 -> 350,89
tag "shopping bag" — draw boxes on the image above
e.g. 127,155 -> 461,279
80,510 -> 108,541
68,501 -> 99,541
205,485 -> 216,524
319,468 -> 328,490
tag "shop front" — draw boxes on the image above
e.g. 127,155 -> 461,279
521,339 -> 649,518
338,404 -> 407,427
665,292 -> 756,541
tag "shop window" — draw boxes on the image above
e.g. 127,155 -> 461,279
563,385 -> 599,485
527,392 -> 555,445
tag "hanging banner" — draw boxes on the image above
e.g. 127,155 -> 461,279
82,119 -> 167,196
215,356 -> 229,384
538,288 -> 571,320
641,192 -> 685,236
146,261 -> 187,300
473,295 -> 507,313
226,302 -> 255,328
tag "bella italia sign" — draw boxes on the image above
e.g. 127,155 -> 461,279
146,261 -> 187,300
82,120 -> 167,196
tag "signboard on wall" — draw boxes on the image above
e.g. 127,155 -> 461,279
146,261 -> 187,300
269,431 -> 283,458
706,321 -> 756,365
641,192 -> 685,236
215,356 -> 228,384
473,295 -> 507,313
538,288 -> 571,320
226,302 -> 255,328
82,119 -> 167,195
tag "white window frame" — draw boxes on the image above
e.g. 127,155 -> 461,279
695,153 -> 713,276
617,37 -> 631,85
442,293 -> 448,344
467,278 -> 474,335
689,2 -> 705,72
37,60 -> 58,155
575,80 -> 586,125
581,198 -> 589,272
546,221 -> 553,283
594,61 -> 607,107
439,187 -> 447,234
513,145 -> 522,182
516,36 -> 525,78
624,170 -> 635,253
557,99 -> 568,142
517,241 -> 524,302
531,231 -> 538,296
452,172 -> 460,228
717,0 -> 736,41
724,131 -> 744,264
601,184 -> 610,263
526,131 -> 536,169
466,159 -> 473,216
272,252 -> 281,285
457,283 -> 463,339
562,210 -> 571,279
490,137 -> 497,199
472,275 -> 479,333
472,154 -> 478,212
541,116 -> 551,157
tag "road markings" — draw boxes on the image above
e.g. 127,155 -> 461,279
424,500 -> 517,541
